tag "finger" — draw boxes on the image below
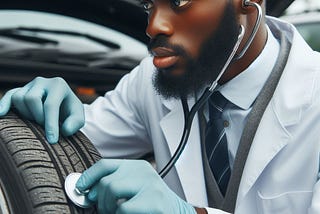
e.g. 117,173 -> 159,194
11,87 -> 34,120
24,85 -> 46,125
98,180 -> 109,214
97,175 -> 135,214
43,86 -> 69,144
87,184 -> 98,202
60,97 -> 84,136
117,190 -> 155,214
61,114 -> 84,136
0,88 -> 20,116
76,159 -> 122,191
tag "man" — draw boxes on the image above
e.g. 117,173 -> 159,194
0,0 -> 320,213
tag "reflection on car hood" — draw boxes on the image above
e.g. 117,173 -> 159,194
0,24 -> 145,70
1,0 -> 149,44
0,37 -> 139,69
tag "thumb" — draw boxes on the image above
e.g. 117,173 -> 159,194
60,99 -> 84,136
61,114 -> 85,136
0,88 -> 20,116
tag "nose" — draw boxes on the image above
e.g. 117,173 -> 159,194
146,7 -> 174,39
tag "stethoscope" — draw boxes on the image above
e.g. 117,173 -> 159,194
159,0 -> 262,178
64,0 -> 262,208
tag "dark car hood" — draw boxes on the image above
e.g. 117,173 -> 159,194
1,0 -> 295,44
1,0 -> 149,44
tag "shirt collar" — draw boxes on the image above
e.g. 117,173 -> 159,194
218,26 -> 280,110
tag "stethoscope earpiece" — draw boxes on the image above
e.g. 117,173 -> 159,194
242,0 -> 250,7
234,0 -> 262,60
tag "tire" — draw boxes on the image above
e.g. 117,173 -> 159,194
0,110 -> 101,214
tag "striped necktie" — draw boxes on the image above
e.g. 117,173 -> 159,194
205,91 -> 231,196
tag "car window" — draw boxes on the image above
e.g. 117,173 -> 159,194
295,22 -> 320,52
280,0 -> 320,52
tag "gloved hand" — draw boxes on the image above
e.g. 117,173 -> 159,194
0,77 -> 84,144
76,159 -> 197,214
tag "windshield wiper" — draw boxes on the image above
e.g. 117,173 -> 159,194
0,27 -> 121,49
0,29 -> 58,45
0,48 -> 136,69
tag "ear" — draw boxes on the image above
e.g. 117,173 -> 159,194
239,0 -> 263,14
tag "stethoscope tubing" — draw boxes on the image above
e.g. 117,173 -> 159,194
159,1 -> 262,178
159,27 -> 244,178
159,89 -> 212,178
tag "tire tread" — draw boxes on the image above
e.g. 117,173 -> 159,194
0,111 -> 100,213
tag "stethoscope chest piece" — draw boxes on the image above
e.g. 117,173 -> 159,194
64,172 -> 94,208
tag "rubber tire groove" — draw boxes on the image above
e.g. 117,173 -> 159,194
0,111 -> 101,214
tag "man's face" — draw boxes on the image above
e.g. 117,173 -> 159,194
144,0 -> 240,99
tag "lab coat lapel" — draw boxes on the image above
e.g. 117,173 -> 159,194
236,79 -> 305,207
236,20 -> 312,207
159,97 -> 208,205
159,98 -> 185,157
236,102 -> 290,205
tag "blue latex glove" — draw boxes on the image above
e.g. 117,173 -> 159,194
76,159 -> 197,214
0,77 -> 84,144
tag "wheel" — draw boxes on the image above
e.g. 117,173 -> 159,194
0,110 -> 101,214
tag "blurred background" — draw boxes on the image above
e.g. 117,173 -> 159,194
0,0 -> 318,103
285,0 -> 320,14
282,0 -> 320,53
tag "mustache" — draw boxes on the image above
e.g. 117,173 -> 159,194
148,35 -> 187,56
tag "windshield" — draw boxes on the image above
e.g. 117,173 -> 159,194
0,10 -> 148,68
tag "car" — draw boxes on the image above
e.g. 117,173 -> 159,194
0,0 -> 299,213
0,0 -> 149,103
281,11 -> 320,52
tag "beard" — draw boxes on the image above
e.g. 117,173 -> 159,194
150,2 -> 239,99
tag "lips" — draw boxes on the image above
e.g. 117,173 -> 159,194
151,47 -> 179,69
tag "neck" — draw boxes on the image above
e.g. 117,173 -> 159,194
219,19 -> 268,84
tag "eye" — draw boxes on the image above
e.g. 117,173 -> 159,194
140,0 -> 154,12
171,0 -> 191,8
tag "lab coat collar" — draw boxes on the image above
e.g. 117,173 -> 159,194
159,95 -> 209,205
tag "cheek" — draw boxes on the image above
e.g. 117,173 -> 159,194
172,1 -> 226,58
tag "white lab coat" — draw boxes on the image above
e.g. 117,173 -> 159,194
81,17 -> 320,214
